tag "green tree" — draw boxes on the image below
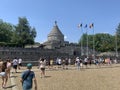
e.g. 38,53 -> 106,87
116,23 -> 120,50
94,33 -> 114,52
0,19 -> 14,43
79,33 -> 87,47
79,33 -> 93,50
79,33 -> 114,52
13,17 -> 36,47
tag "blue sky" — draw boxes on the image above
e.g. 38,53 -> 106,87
0,0 -> 120,43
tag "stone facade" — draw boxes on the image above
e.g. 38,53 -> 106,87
43,21 -> 66,49
0,22 -> 93,65
43,21 -> 92,56
0,47 -> 68,65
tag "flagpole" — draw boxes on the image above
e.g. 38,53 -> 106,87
92,25 -> 95,60
81,26 -> 83,56
87,29 -> 88,58
115,32 -> 118,58
78,24 -> 83,56
85,25 -> 88,58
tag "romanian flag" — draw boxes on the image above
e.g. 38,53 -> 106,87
89,23 -> 94,28
78,24 -> 82,28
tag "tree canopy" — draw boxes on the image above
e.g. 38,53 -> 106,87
79,31 -> 115,52
0,17 -> 36,47
116,23 -> 120,51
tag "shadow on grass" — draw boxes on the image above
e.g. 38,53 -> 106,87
10,75 -> 18,78
44,75 -> 51,78
4,84 -> 16,89
16,71 -> 22,73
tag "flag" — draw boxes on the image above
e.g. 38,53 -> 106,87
84,24 -> 87,28
78,24 -> 82,28
89,23 -> 94,28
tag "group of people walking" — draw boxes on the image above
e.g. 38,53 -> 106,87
0,58 -> 12,89
0,57 -> 22,89
44,56 -> 117,71
0,56 -> 118,90
0,57 -> 46,90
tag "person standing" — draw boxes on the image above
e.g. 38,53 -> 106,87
68,58 -> 71,65
7,59 -> 12,78
80,58 -> 83,69
62,59 -> 65,69
18,58 -> 22,69
58,58 -> 62,68
84,57 -> 88,68
50,58 -> 54,69
20,63 -> 37,90
0,58 -> 3,70
39,58 -> 46,78
65,58 -> 69,69
12,57 -> 18,73
76,57 -> 80,70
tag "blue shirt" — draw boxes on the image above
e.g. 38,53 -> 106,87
21,70 -> 35,90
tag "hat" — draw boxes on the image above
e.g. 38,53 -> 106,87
27,63 -> 32,69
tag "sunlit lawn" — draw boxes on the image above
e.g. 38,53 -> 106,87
14,64 -> 120,90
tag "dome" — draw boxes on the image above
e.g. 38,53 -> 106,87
48,22 -> 64,37
48,21 -> 64,42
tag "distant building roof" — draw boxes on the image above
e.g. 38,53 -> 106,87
48,21 -> 64,37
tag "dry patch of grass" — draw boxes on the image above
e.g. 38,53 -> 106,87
14,65 -> 120,90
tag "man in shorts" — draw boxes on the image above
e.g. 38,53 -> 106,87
12,57 -> 18,73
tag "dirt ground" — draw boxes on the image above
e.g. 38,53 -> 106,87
0,76 -> 12,90
1,64 -> 120,90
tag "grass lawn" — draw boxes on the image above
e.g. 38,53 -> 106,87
13,64 -> 120,90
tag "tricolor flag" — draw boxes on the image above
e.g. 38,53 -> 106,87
89,23 -> 94,28
84,24 -> 87,28
78,24 -> 82,28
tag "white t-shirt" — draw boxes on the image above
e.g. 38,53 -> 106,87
40,61 -> 46,68
76,58 -> 80,63
13,59 -> 18,65
58,59 -> 62,64
84,58 -> 88,62
18,58 -> 22,64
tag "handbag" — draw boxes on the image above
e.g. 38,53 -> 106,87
22,71 -> 31,85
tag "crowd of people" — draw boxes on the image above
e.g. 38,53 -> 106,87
44,56 -> 118,70
0,56 -> 118,90
0,57 -> 22,89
